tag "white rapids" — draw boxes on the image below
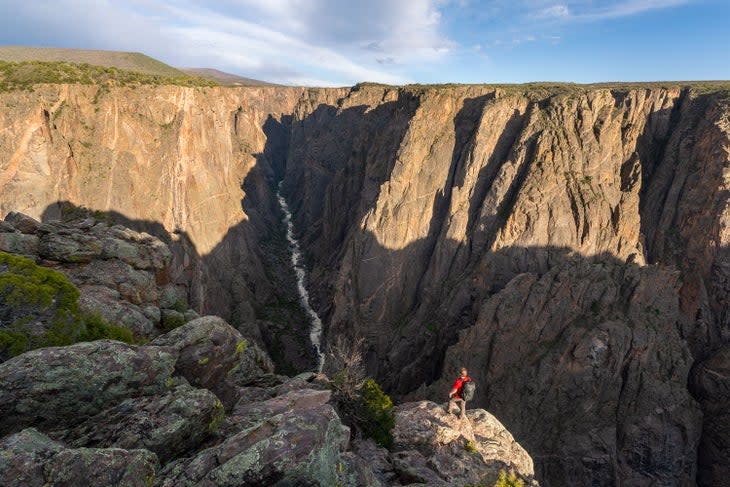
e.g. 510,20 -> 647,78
276,182 -> 325,373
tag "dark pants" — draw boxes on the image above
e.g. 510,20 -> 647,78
447,396 -> 466,417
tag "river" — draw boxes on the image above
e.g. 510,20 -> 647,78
276,182 -> 325,372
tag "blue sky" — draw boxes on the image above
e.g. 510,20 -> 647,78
0,0 -> 727,86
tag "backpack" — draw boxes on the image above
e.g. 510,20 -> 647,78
462,379 -> 476,401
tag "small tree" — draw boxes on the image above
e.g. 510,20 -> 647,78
325,335 -> 366,400
494,470 -> 525,487
325,336 -> 395,448
360,379 -> 395,448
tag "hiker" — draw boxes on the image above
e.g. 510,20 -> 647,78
446,367 -> 473,419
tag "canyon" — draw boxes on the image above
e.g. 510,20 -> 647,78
1,81 -> 729,486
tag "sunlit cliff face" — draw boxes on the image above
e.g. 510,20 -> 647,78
0,85 -> 299,255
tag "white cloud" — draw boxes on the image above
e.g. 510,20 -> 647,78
0,0 -> 454,85
574,0 -> 693,21
535,5 -> 570,19
529,0 -> 692,23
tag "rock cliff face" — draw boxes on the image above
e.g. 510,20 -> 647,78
279,85 -> 730,486
0,216 -> 531,486
1,82 -> 729,486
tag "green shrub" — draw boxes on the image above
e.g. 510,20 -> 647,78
494,470 -> 525,487
77,311 -> 134,343
208,399 -> 225,431
0,252 -> 79,314
0,251 -> 135,359
161,312 -> 186,332
170,299 -> 188,313
325,338 -> 395,449
360,379 -> 395,449
0,60 -> 216,93
0,329 -> 28,357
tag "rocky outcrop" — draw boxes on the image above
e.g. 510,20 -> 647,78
149,316 -> 246,406
51,384 -> 221,463
389,400 -> 534,486
0,307 -> 532,486
0,340 -> 176,436
0,428 -> 157,487
0,213 -> 199,339
157,391 -> 350,487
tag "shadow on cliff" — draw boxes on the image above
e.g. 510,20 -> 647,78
36,90 -> 424,375
265,89 -> 729,486
31,87 -> 729,486
41,201 -> 204,303
35,195 -> 707,486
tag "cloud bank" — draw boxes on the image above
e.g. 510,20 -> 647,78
0,0 -> 697,85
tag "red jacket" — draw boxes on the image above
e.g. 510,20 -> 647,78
452,376 -> 472,399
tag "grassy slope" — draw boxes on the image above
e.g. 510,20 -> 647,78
0,60 -> 217,92
0,46 -> 187,77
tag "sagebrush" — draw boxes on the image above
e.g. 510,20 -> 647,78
0,252 -> 135,359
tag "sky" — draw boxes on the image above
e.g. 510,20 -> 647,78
0,0 -> 728,86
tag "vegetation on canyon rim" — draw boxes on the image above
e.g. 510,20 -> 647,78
0,251 -> 134,358
0,60 -> 216,93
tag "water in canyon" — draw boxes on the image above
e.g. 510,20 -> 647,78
276,182 -> 325,372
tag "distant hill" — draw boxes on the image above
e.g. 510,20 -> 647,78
179,68 -> 276,86
0,46 -> 187,77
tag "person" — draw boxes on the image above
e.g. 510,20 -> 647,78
446,367 -> 472,419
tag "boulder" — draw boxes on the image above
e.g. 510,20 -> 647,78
69,259 -> 159,304
4,212 -> 41,234
226,340 -> 275,386
46,446 -> 158,487
341,439 -> 394,487
0,340 -> 176,436
37,223 -> 102,263
158,285 -> 182,309
0,427 -> 61,487
225,388 -> 331,434
142,305 -> 162,324
390,400 -> 534,485
98,228 -> 171,271
183,309 -> 200,322
230,372 -> 325,409
391,450 -> 447,485
54,384 -> 223,463
157,402 -> 349,486
0,232 -> 39,256
150,316 -> 246,405
78,285 -> 156,337
0,428 -> 158,487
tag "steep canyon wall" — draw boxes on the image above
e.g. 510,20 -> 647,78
1,82 -> 729,485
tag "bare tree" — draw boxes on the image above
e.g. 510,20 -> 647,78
325,335 -> 366,400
